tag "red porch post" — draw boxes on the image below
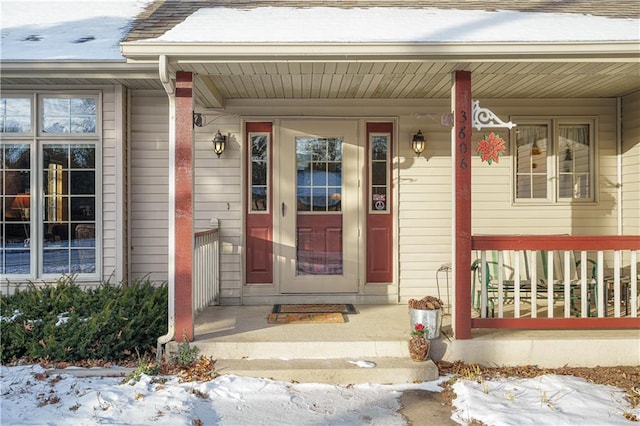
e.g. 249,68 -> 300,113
174,71 -> 194,342
453,71 -> 472,339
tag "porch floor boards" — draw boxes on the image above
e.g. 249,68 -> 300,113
182,304 -> 640,376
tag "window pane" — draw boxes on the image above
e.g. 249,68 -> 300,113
575,174 -> 590,199
43,249 -> 69,274
1,143 -> 32,274
328,188 -> 341,211
251,162 -> 267,186
71,197 -> 95,221
369,134 -> 389,213
71,249 -> 95,273
372,187 -> 387,211
70,145 -> 95,168
297,186 -> 311,211
515,125 -> 548,200
559,174 -> 573,198
371,136 -> 387,160
250,134 -> 269,212
312,187 -> 327,211
70,171 -> 95,194
296,137 -> 342,213
1,98 -> 31,133
41,143 -> 96,274
516,175 -> 531,198
42,97 -> 96,133
372,162 -> 386,186
251,135 -> 267,161
3,145 -> 30,169
532,175 -> 547,198
44,145 -> 69,168
559,124 -> 591,200
3,249 -> 30,274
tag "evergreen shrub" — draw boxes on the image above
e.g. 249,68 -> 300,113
0,276 -> 168,364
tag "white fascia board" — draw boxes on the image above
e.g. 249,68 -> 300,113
0,61 -> 157,79
121,41 -> 640,63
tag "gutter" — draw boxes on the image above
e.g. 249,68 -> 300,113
0,61 -> 156,79
156,55 -> 176,362
121,41 -> 640,63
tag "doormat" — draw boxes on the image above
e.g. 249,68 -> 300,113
267,312 -> 346,324
272,304 -> 358,314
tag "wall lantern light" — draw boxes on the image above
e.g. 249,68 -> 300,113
411,130 -> 426,157
212,130 -> 227,158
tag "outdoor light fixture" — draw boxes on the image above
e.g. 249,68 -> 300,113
411,130 -> 426,157
212,130 -> 227,158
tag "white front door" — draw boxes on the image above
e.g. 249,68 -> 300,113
277,120 -> 360,293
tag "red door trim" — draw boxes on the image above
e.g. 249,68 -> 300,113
366,122 -> 393,283
245,122 -> 273,284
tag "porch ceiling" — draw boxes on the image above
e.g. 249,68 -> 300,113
184,60 -> 640,108
2,59 -> 638,106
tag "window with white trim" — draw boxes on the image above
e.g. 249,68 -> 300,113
512,118 -> 596,203
1,92 -> 100,278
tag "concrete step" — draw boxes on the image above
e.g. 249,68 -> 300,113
186,339 -> 410,359
213,357 -> 439,384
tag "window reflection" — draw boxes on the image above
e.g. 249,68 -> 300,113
296,137 -> 343,212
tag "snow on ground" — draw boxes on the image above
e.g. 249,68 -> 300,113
1,364 -> 639,425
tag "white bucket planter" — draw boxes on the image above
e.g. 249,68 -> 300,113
408,308 -> 442,339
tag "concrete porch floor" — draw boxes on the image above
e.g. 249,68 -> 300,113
175,304 -> 640,384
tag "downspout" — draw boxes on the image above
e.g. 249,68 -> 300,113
157,54 -> 176,362
616,97 -> 622,235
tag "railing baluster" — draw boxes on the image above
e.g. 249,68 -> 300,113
480,250 -> 488,318
580,250 -> 588,317
631,250 -> 638,318
614,250 -> 621,318
597,250 -> 605,318
498,250 -> 504,318
530,250 -> 537,319
514,250 -> 521,319
547,250 -> 554,318
564,250 -> 571,318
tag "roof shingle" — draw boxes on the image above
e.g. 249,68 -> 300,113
125,0 -> 640,42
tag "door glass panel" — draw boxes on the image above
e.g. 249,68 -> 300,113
250,133 -> 268,212
295,137 -> 343,275
370,135 -> 389,212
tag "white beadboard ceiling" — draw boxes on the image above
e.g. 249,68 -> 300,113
183,60 -> 640,108
2,60 -> 638,107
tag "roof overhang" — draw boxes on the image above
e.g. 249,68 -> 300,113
121,41 -> 640,64
0,61 -> 157,80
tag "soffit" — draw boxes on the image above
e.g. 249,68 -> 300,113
181,60 -> 640,107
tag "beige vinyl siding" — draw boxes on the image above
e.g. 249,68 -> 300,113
221,98 -> 621,303
126,96 -> 624,304
194,114 -> 242,304
622,91 -> 640,235
129,90 -> 169,283
470,98 -> 619,236
101,86 -> 126,283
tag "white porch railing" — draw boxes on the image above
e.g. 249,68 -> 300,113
471,244 -> 639,321
193,228 -> 220,314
